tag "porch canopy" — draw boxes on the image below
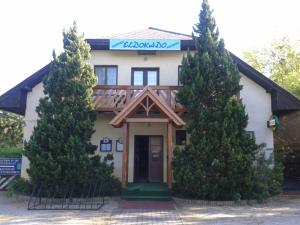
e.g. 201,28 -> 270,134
109,86 -> 185,188
109,86 -> 185,128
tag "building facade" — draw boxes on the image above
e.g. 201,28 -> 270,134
1,28 -> 300,188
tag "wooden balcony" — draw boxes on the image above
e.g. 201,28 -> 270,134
92,85 -> 186,113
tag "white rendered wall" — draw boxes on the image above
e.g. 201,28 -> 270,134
21,50 -> 274,179
240,74 -> 274,157
21,82 -> 44,178
90,50 -> 185,86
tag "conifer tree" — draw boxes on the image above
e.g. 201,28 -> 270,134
24,23 -> 113,188
173,0 -> 261,200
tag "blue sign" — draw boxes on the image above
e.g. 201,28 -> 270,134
0,158 -> 22,175
110,39 -> 181,51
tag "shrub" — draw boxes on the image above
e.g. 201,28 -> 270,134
173,146 -> 284,201
6,177 -> 32,196
250,149 -> 284,201
104,176 -> 122,196
87,153 -> 117,196
0,147 -> 22,158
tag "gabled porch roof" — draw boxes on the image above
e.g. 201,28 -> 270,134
109,86 -> 185,128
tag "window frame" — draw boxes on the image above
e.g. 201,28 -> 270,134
178,65 -> 183,86
175,130 -> 187,145
131,67 -> 160,86
94,65 -> 118,85
246,131 -> 255,140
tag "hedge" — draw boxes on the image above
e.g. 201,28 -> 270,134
0,147 -> 22,158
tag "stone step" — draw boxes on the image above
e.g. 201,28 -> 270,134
122,183 -> 172,201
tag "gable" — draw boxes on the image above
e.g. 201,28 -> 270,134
0,63 -> 50,115
0,28 -> 299,115
232,54 -> 300,113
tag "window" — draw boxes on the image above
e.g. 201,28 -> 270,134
147,71 -> 158,85
178,66 -> 183,86
95,66 -> 117,85
246,131 -> 255,140
132,68 -> 159,86
176,130 -> 186,145
133,71 -> 144,85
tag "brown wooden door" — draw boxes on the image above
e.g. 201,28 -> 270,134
148,136 -> 163,182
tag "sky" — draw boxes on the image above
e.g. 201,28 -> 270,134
0,0 -> 300,95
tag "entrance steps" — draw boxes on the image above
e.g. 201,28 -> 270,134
122,183 -> 172,201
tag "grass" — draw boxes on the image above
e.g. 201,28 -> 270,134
0,147 -> 22,158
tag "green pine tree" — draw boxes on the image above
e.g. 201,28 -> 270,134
24,23 -> 113,189
173,0 -> 262,200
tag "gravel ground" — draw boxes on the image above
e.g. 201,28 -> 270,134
176,196 -> 300,225
0,192 -> 118,225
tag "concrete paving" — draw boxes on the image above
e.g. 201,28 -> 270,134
0,192 -> 117,225
176,196 -> 300,225
109,209 -> 183,225
1,191 -> 300,224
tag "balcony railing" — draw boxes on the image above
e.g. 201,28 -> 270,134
92,85 -> 185,113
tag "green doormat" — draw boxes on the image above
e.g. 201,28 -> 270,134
122,183 -> 172,201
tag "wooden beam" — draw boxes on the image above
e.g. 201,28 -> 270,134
97,107 -> 123,112
167,88 -> 171,106
126,118 -> 170,123
109,86 -> 185,127
167,122 -> 173,189
122,122 -> 129,188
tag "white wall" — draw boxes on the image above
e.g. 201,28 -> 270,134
21,82 -> 44,178
90,50 -> 185,86
240,74 -> 274,156
91,114 -> 123,179
21,50 -> 274,179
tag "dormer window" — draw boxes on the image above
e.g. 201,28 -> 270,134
95,66 -> 117,85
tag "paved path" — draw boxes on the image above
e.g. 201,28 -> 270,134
2,191 -> 300,224
0,192 -> 115,225
177,196 -> 300,225
109,209 -> 183,225
109,200 -> 183,225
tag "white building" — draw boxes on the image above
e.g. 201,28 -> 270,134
1,27 -> 300,189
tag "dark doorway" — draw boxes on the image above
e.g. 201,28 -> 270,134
134,135 -> 163,183
134,136 -> 149,182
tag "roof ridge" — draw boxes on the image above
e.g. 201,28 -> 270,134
148,27 -> 192,38
230,52 -> 300,105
